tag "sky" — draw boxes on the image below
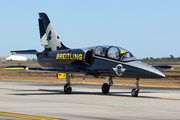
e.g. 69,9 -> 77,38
0,0 -> 180,59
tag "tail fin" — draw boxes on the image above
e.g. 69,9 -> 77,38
38,13 -> 69,51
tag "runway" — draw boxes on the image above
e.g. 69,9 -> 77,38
0,80 -> 180,120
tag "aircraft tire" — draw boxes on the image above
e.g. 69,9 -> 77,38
131,88 -> 139,97
102,83 -> 110,94
64,84 -> 72,94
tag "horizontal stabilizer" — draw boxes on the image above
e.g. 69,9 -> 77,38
11,50 -> 41,55
152,65 -> 174,72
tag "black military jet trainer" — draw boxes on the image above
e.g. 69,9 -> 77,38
4,13 -> 170,97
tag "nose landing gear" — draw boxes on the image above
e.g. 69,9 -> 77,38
102,77 -> 113,94
102,83 -> 110,94
64,83 -> 72,94
131,78 -> 140,97
64,73 -> 72,94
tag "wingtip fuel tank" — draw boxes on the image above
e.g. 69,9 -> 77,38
4,65 -> 28,72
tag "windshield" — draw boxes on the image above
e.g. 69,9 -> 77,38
120,52 -> 137,61
118,47 -> 138,61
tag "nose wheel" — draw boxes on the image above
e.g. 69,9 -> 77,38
131,78 -> 140,97
102,77 -> 113,94
64,73 -> 72,94
102,83 -> 110,94
64,83 -> 72,94
131,88 -> 139,97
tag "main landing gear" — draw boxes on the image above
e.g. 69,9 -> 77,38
101,77 -> 140,97
64,73 -> 72,94
131,78 -> 140,97
102,77 -> 113,94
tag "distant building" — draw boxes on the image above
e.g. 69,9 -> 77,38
0,56 -> 9,62
6,55 -> 28,61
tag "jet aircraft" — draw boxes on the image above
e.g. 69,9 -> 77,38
4,13 -> 168,97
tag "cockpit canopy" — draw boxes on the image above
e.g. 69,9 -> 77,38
95,46 -> 137,61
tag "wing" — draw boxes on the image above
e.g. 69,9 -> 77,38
3,65 -> 86,74
152,65 -> 174,72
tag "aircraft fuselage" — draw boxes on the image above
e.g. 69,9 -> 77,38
37,46 -> 165,79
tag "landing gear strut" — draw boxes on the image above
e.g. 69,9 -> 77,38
64,73 -> 72,94
102,77 -> 113,94
131,78 -> 140,97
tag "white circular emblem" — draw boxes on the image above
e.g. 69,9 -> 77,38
113,64 -> 126,76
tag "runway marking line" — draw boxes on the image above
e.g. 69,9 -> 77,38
0,112 -> 62,120
1,87 -> 180,101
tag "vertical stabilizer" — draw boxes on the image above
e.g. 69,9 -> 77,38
38,19 -> 48,46
38,13 -> 69,51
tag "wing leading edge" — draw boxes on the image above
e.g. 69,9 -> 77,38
3,65 -> 84,74
152,65 -> 174,72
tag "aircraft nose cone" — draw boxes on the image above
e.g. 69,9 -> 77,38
152,69 -> 165,78
142,63 -> 166,78
126,61 -> 166,78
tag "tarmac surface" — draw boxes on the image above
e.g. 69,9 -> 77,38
0,80 -> 180,120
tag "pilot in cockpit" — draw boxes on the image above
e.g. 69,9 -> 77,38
96,47 -> 106,56
120,50 -> 126,61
